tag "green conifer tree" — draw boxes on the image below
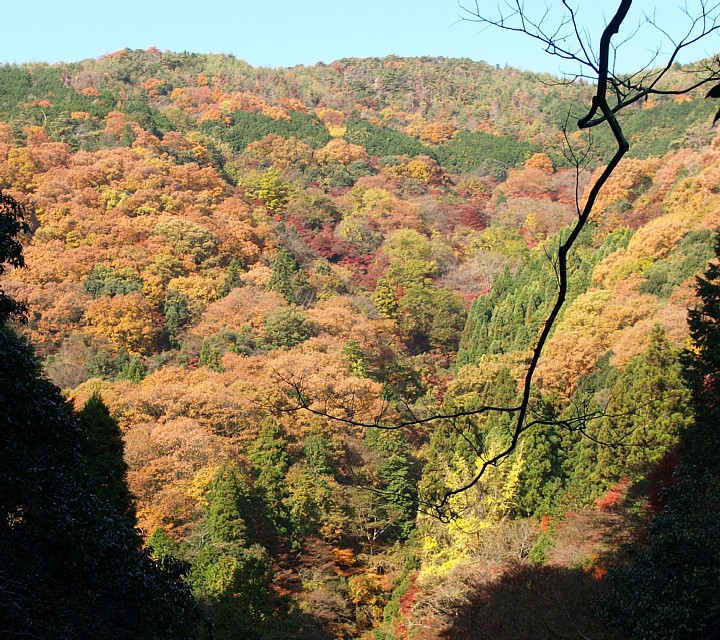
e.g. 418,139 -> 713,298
163,289 -> 190,348
249,420 -> 291,532
116,354 -> 146,382
303,433 -> 334,474
366,430 -> 418,539
266,247 -> 312,304
590,326 -> 692,489
199,338 -> 223,371
190,466 -> 288,639
204,467 -> 250,551
516,422 -> 564,517
222,258 -> 245,295
148,527 -> 180,562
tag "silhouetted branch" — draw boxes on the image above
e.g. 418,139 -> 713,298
271,369 -> 520,431
274,1 -> 720,516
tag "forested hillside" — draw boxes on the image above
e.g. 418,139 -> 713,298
1,49 -> 718,639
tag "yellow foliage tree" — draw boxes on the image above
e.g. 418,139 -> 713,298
84,292 -> 157,355
315,139 -> 369,166
243,134 -> 314,171
582,157 -> 659,225
385,155 -> 448,185
524,152 -> 554,173
416,121 -> 457,143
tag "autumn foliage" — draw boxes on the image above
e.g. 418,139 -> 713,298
1,49 -> 718,639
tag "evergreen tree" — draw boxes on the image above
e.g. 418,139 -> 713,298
78,391 -> 136,524
483,367 -> 521,449
418,421 -> 460,508
365,429 -> 418,540
516,421 -> 564,517
164,289 -> 191,347
148,527 -> 181,562
84,264 -> 143,298
198,338 -> 223,371
266,247 -> 312,304
189,466 -> 290,639
222,258 -> 245,295
561,356 -> 621,503
204,467 -> 251,551
116,354 -> 146,382
248,420 -> 291,533
303,433 -> 334,475
589,326 -> 691,490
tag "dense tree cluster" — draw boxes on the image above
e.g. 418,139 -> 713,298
1,45 -> 718,639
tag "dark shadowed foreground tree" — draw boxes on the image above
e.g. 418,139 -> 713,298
78,391 -> 137,525
276,0 -> 720,516
0,192 -> 203,639
0,190 -> 29,323
607,232 -> 720,640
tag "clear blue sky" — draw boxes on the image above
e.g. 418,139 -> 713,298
2,1 -> 718,74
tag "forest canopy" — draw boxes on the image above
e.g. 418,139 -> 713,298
1,5 -> 720,634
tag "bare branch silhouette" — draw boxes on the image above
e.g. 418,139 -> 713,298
273,0 -> 720,515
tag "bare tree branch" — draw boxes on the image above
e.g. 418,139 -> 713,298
272,0 -> 720,516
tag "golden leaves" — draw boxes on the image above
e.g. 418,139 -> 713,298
84,292 -> 157,355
